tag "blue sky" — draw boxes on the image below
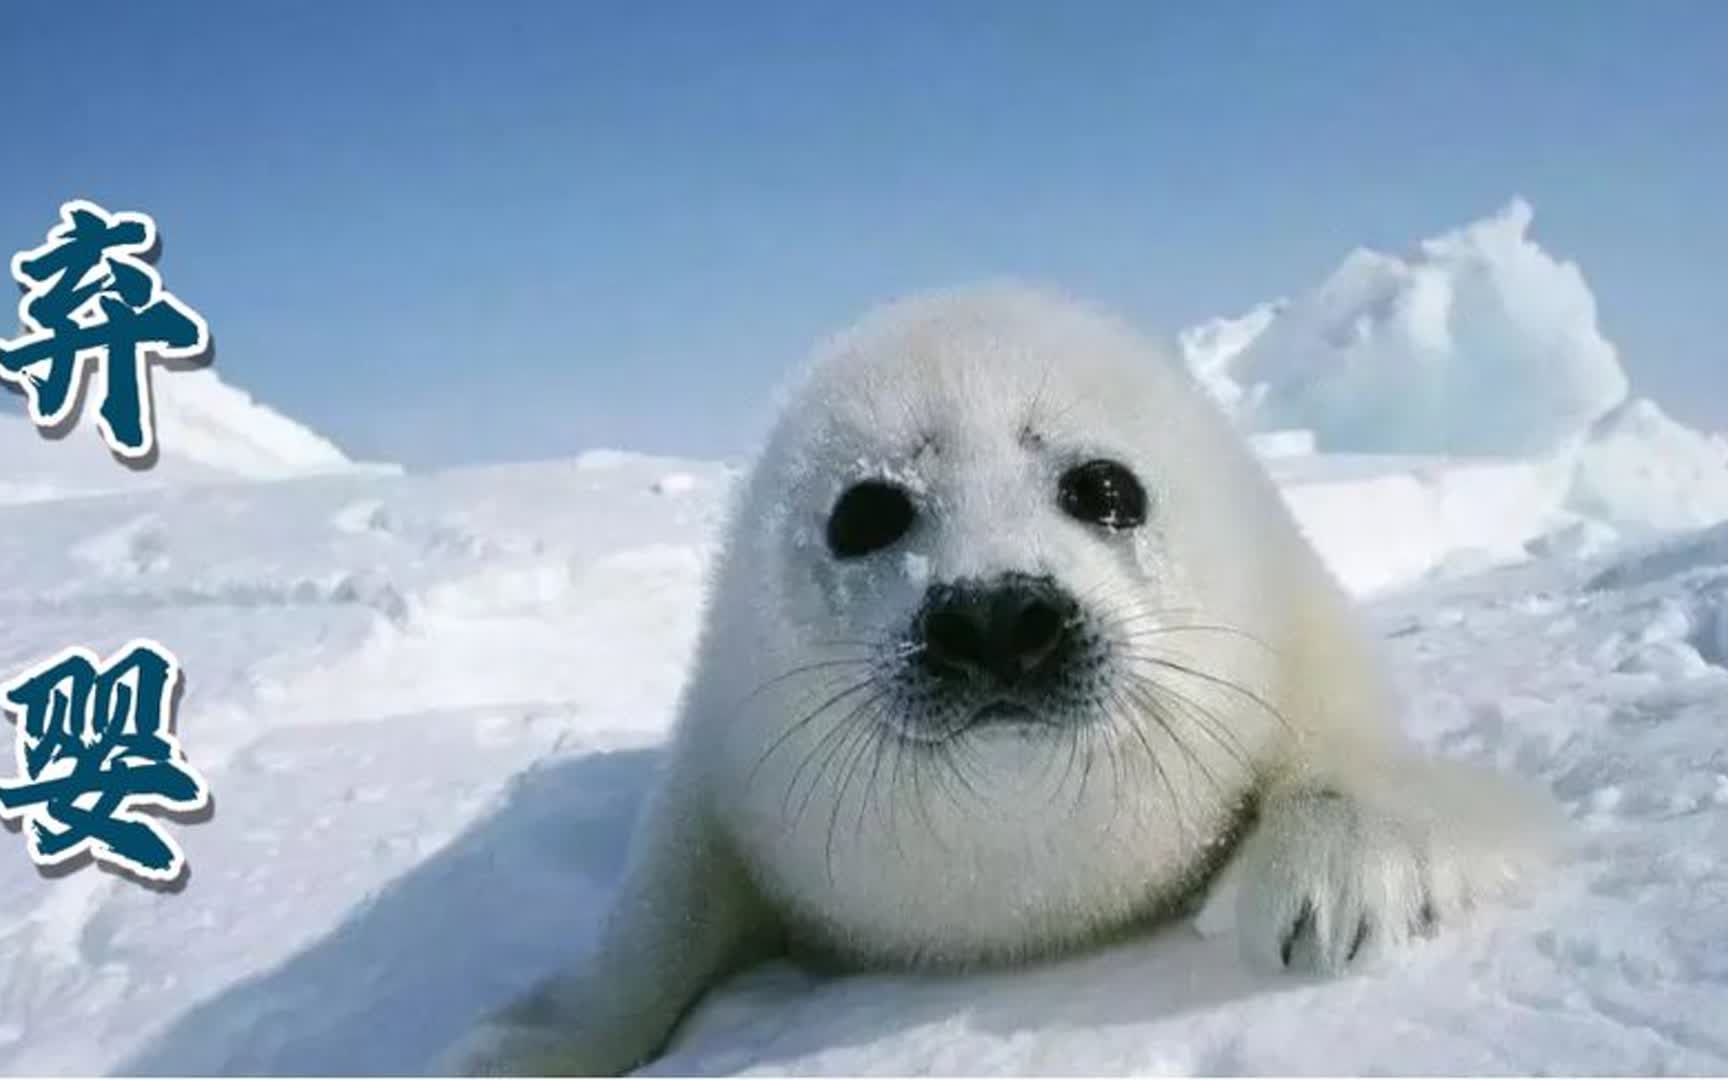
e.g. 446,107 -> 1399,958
2,2 -> 1724,467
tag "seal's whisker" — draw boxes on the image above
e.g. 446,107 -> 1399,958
1084,593 -> 1206,619
1054,720 -> 1085,819
1115,652 -> 1295,735
825,706 -> 888,884
741,657 -> 880,707
809,637 -> 923,655
748,672 -> 884,787
1070,577 -> 1145,613
1116,677 -> 1233,800
1114,624 -> 1278,653
1095,605 -> 1279,653
934,738 -> 989,814
905,740 -> 947,851
1119,677 -> 1244,812
1032,719 -> 1074,805
1100,711 -> 1130,833
785,686 -> 894,827
781,680 -> 884,815
855,712 -> 899,849
1118,667 -> 1258,774
1105,684 -> 1191,850
883,731 -> 914,856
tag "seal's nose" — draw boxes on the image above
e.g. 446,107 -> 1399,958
919,573 -> 1078,684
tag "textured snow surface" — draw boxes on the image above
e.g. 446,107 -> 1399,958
1182,199 -> 1631,457
1,451 -> 1726,1075
1563,398 -> 1728,534
1253,399 -> 1728,594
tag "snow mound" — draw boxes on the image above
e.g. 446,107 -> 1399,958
1561,397 -> 1728,533
1275,454 -> 1570,594
1188,199 -> 1630,456
1178,200 -> 1728,561
138,368 -> 355,480
0,413 -> 236,504
0,367 -> 387,504
1268,401 -> 1728,593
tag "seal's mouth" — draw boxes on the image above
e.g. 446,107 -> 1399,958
967,700 -> 1046,731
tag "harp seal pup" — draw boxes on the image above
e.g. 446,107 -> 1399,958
450,285 -> 1553,1075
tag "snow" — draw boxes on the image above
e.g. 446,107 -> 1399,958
130,369 -> 358,481
4,203 -> 1728,1073
1243,405 -> 1728,600
1561,397 -> 1728,534
1182,199 -> 1728,589
1183,199 -> 1630,457
0,441 -> 1726,1074
1274,454 -> 1570,595
1250,403 -> 1728,596
0,415 -> 230,505
0,367 -> 389,505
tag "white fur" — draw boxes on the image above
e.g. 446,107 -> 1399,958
447,286 -> 1554,1076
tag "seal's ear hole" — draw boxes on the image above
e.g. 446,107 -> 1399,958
827,480 -> 917,559
1058,459 -> 1148,530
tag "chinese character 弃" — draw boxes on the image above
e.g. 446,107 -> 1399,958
0,200 -> 210,461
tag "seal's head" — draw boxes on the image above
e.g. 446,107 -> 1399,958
693,286 -> 1306,964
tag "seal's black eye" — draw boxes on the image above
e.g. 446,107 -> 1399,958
827,480 -> 916,558
1058,459 -> 1147,530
